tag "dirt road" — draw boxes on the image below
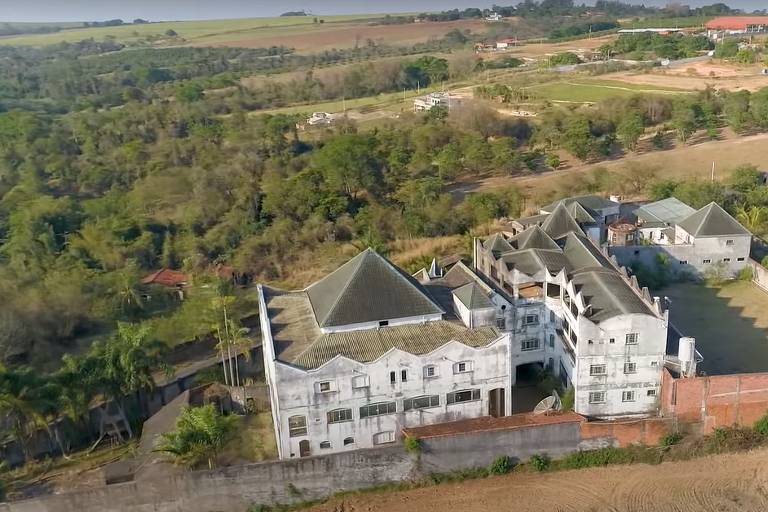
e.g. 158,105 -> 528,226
308,448 -> 768,512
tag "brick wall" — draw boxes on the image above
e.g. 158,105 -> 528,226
580,416 -> 671,446
661,368 -> 768,433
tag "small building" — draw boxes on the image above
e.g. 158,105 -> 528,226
496,38 -> 516,49
485,12 -> 502,22
142,269 -> 189,300
634,197 -> 696,245
298,112 -> 334,130
608,221 -> 637,246
413,92 -> 450,112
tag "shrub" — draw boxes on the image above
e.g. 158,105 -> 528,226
737,266 -> 754,281
762,255 -> 768,269
404,436 -> 422,454
488,455 -> 511,475
529,454 -> 551,472
560,388 -> 575,412
661,432 -> 684,447
753,412 -> 768,436
705,426 -> 765,453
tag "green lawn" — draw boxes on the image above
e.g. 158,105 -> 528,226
619,16 -> 712,29
662,281 -> 768,375
0,14 -> 395,46
525,78 -> 688,103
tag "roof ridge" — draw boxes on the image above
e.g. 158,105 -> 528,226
307,248 -> 369,326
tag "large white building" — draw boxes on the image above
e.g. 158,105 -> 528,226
258,249 -> 512,459
473,202 -> 671,418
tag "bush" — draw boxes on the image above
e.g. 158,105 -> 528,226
753,412 -> 768,436
737,266 -> 754,281
761,255 -> 768,269
529,454 -> 551,472
560,388 -> 575,412
488,455 -> 511,475
404,436 -> 422,454
704,426 -> 765,453
661,432 -> 684,447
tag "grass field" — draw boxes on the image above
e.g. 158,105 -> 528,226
0,14 -> 396,46
663,281 -> 768,375
525,78 -> 687,103
618,16 -> 712,29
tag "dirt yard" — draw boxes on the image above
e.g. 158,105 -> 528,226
199,19 -> 487,52
607,61 -> 768,93
308,448 -> 768,512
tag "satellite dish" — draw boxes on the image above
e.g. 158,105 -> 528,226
533,390 -> 562,415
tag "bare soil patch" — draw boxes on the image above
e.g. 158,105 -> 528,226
608,62 -> 768,92
201,20 -> 487,52
308,447 -> 768,512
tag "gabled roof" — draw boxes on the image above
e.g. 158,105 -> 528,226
571,268 -> 653,322
562,232 -> 611,271
541,203 -> 585,239
501,248 -> 570,276
306,248 -> 444,328
511,225 -> 560,251
483,232 -> 514,257
567,202 -> 598,224
542,195 -> 618,214
453,282 -> 495,310
141,269 -> 189,287
635,197 -> 696,225
677,202 -> 751,238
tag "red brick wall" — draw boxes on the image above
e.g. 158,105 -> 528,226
581,417 -> 671,447
661,368 -> 768,433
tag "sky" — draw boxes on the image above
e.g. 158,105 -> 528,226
0,1 -> 766,23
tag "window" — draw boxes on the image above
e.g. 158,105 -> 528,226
447,389 -> 481,405
589,392 -> 606,404
589,364 -> 606,376
378,320 -> 389,327
327,408 -> 353,424
651,361 -> 658,367
723,258 -> 731,263
647,389 -> 657,397
625,333 -> 638,345
549,334 -> 555,348
703,259 -> 711,264
343,437 -> 355,446
454,361 -> 473,374
609,338 -> 615,344
360,402 -> 396,418
726,239 -> 734,246
373,431 -> 395,445
496,317 -> 506,329
588,339 -> 594,345
390,371 -> 396,384
659,231 -> 666,240
521,338 -> 540,351
423,365 -> 438,378
403,395 -> 440,411
317,381 -> 334,393
624,362 -> 637,374
680,260 -> 688,265
550,311 -> 556,323
352,375 -> 370,388
288,415 -> 307,437
401,369 -> 408,382
523,314 -> 539,326
319,441 -> 331,449
622,390 -> 636,402
737,257 -> 745,262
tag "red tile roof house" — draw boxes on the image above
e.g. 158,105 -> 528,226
142,269 -> 190,300
705,16 -> 768,37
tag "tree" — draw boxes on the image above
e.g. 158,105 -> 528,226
671,100 -> 697,143
176,82 -> 204,103
616,111 -> 644,151
312,134 -> 380,199
724,90 -> 751,132
563,116 -> 593,160
735,205 -> 766,234
155,404 -> 238,469
750,88 -> 768,129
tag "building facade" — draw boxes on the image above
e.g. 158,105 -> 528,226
258,250 -> 512,460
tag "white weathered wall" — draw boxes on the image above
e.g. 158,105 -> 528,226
272,337 -> 512,459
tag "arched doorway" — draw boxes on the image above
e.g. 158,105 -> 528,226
488,388 -> 505,417
299,440 -> 311,458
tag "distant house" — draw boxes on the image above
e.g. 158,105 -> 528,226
496,38 -> 516,49
485,12 -> 502,22
706,16 -> 768,39
142,269 -> 189,300
413,92 -> 450,112
297,112 -> 334,130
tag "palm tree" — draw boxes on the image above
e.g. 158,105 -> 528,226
154,404 -> 238,469
735,205 -> 766,234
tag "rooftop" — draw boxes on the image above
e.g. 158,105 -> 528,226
705,16 -> 768,30
634,197 -> 696,226
677,202 -> 751,238
141,269 -> 189,288
453,282 -> 495,310
541,194 -> 618,214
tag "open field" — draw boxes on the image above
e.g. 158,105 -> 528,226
450,131 -> 768,203
607,61 -> 768,93
525,77 -> 687,103
308,447 -> 768,512
496,34 -> 616,58
663,281 -> 768,376
0,14 -> 406,47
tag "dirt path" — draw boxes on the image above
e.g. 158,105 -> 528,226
308,448 -> 768,512
449,131 -> 768,200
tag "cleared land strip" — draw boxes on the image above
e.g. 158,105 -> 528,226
308,447 -> 768,512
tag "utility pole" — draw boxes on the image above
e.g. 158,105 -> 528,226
711,161 -> 715,182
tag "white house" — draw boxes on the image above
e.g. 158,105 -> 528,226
258,249 -> 512,460
473,203 -> 671,419
413,92 -> 449,112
